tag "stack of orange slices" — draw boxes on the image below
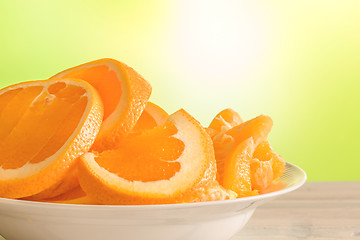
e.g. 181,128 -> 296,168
0,58 -> 285,205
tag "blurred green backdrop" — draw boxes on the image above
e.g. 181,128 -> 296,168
0,0 -> 359,181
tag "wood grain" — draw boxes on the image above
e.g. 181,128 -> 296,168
232,182 -> 360,240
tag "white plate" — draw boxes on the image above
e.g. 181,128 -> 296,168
0,162 -> 306,240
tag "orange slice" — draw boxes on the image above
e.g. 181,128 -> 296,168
51,58 -> 152,151
213,115 -> 273,184
0,79 -> 103,199
43,186 -> 98,205
132,102 -> 168,133
78,109 -> 232,205
24,165 -> 79,200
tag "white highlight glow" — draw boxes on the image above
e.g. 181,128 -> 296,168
172,0 -> 273,85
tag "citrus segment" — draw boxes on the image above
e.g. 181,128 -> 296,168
51,58 -> 152,151
250,158 -> 274,193
78,109 -> 231,204
253,141 -> 286,181
0,79 -> 103,198
222,138 -> 258,197
208,108 -> 243,134
250,140 -> 286,192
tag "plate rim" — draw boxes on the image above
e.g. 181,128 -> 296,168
0,162 -> 306,210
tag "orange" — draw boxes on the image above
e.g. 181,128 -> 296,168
43,186 -> 98,205
213,115 -> 273,184
51,58 -> 152,151
131,102 -> 168,133
78,109 -> 233,205
0,79 -> 103,199
208,108 -> 243,136
208,109 -> 244,178
250,158 -> 274,193
24,165 -> 79,200
251,141 -> 286,193
253,141 -> 286,181
222,138 -> 258,197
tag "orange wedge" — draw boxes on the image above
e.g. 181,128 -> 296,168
214,115 -> 273,197
208,109 -> 244,177
51,58 -> 152,151
132,102 -> 168,133
222,138 -> 258,197
0,79 -> 103,199
251,141 -> 286,193
208,108 -> 243,136
78,109 -> 233,205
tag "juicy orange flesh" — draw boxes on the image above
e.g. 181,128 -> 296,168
132,109 -> 158,133
253,141 -> 273,161
0,82 -> 87,169
95,121 -> 183,182
253,141 -> 285,180
209,109 -> 243,133
59,65 -> 122,120
223,140 -> 255,197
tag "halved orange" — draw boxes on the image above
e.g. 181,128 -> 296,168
0,79 -> 103,199
131,102 -> 168,133
78,109 -> 233,205
50,58 -> 152,151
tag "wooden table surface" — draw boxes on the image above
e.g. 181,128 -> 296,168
233,182 -> 360,240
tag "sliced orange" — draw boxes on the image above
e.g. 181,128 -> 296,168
78,109 -> 233,205
131,102 -> 168,133
0,79 -> 103,199
51,58 -> 152,151
213,115 -> 273,184
24,165 -> 79,200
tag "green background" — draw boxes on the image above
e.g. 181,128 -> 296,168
1,1 -> 359,181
